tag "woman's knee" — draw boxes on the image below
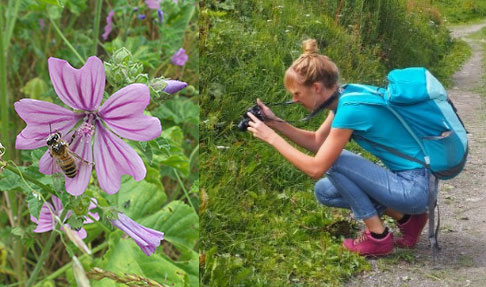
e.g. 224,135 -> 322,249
314,178 -> 337,205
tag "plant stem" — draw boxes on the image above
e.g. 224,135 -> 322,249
4,163 -> 55,194
33,241 -> 109,287
173,169 -> 195,211
0,7 -> 24,285
189,143 -> 199,169
0,5 -> 10,161
4,0 -> 21,53
87,213 -> 112,234
48,15 -> 85,64
25,232 -> 56,286
92,0 -> 103,55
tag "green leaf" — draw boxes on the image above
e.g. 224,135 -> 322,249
11,227 -> 25,238
151,137 -> 171,157
160,3 -> 196,52
153,98 -> 199,125
27,192 -> 44,220
114,178 -> 167,221
31,147 -> 48,164
162,126 -> 184,145
142,201 -> 198,250
152,126 -> 190,176
38,0 -> 64,6
159,154 -> 190,177
189,179 -> 198,194
92,233 -> 190,287
0,169 -> 21,191
47,5 -> 64,19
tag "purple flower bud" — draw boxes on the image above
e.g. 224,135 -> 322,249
111,212 -> 164,256
39,19 -> 45,31
163,80 -> 187,94
137,14 -> 146,20
133,7 -> 139,12
171,48 -> 188,66
102,10 -> 115,41
157,9 -> 163,24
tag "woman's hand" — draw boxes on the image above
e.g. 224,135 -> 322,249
247,112 -> 278,145
256,98 -> 279,122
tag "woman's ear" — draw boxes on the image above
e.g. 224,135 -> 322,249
312,81 -> 323,94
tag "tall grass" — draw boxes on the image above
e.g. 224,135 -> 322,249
200,0 -> 470,285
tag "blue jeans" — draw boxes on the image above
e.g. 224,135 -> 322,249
314,150 -> 432,220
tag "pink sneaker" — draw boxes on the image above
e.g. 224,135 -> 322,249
342,230 -> 394,256
395,213 -> 428,248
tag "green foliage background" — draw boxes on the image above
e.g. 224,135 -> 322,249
199,0 -> 478,286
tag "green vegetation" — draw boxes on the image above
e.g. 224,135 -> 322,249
200,0 -> 474,286
433,0 -> 486,23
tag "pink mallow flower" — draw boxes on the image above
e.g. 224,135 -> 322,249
145,0 -> 161,10
170,48 -> 188,66
30,196 -> 99,239
111,212 -> 164,256
102,10 -> 114,41
14,56 -> 161,196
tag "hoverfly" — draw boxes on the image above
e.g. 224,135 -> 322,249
46,130 -> 92,179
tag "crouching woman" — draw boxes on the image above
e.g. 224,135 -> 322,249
246,39 -> 431,256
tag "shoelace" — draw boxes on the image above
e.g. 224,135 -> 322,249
353,232 -> 369,245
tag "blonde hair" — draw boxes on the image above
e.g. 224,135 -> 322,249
284,39 -> 339,89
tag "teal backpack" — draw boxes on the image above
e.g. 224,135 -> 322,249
340,67 -> 468,260
341,67 -> 468,180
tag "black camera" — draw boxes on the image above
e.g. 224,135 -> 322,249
237,104 -> 267,131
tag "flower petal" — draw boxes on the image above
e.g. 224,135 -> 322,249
99,84 -> 161,141
48,56 -> 105,111
31,202 -> 56,233
145,0 -> 161,9
94,123 -> 146,194
14,99 -> 82,149
51,195 -> 63,213
64,132 -> 93,196
171,48 -> 188,66
84,199 -> 100,223
75,228 -> 87,239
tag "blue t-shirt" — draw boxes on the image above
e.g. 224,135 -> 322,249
331,99 -> 424,171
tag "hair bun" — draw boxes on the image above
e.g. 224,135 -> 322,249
302,39 -> 319,55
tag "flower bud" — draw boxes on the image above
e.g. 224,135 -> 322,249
72,256 -> 90,287
112,47 -> 132,65
64,225 -> 91,255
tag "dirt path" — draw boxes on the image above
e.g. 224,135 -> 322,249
346,21 -> 486,287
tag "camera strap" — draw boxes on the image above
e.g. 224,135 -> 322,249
302,87 -> 342,122
265,87 -> 342,124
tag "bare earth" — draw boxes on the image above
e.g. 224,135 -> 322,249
346,21 -> 486,287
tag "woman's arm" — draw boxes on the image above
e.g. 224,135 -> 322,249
247,112 -> 352,179
267,112 -> 334,153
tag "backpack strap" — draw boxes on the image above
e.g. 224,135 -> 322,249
352,134 -> 427,167
428,174 -> 441,263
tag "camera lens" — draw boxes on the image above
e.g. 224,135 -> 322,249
238,118 -> 250,131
